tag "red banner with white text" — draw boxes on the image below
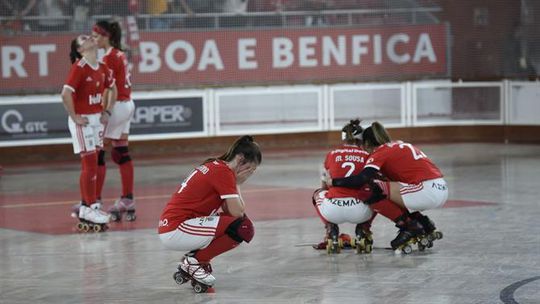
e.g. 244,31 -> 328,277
0,24 -> 448,94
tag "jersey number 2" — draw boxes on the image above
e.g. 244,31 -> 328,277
399,143 -> 427,160
341,162 -> 355,177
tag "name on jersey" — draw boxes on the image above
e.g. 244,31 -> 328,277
330,198 -> 362,207
334,155 -> 365,163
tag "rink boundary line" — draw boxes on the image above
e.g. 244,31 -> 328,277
0,187 -> 295,209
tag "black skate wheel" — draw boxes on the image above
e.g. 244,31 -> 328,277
110,212 -> 121,222
193,283 -> 208,293
126,213 -> 136,221
173,272 -> 188,285
402,245 -> 413,254
365,244 -> 373,253
435,231 -> 443,240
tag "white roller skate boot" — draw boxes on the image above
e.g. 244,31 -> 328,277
77,204 -> 110,232
108,197 -> 136,222
180,256 -> 215,292
71,200 -> 103,218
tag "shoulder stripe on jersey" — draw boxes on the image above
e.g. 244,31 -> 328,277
221,194 -> 240,199
63,85 -> 75,93
108,79 -> 116,88
364,164 -> 380,170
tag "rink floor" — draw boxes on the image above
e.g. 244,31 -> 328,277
1,143 -> 539,304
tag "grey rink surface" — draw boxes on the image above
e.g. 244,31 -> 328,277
1,143 -> 540,304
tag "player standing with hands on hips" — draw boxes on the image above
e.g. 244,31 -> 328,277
92,20 -> 137,222
159,135 -> 262,293
62,34 -> 116,232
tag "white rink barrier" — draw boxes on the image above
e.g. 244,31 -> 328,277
0,80 -> 539,147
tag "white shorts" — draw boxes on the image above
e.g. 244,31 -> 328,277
159,216 -> 220,252
314,190 -> 373,224
400,178 -> 448,211
68,113 -> 104,154
104,100 -> 135,139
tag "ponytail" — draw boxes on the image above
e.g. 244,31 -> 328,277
95,20 -> 123,50
69,39 -> 82,64
341,118 -> 363,144
204,135 -> 262,165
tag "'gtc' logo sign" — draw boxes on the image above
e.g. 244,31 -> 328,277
1,109 -> 48,133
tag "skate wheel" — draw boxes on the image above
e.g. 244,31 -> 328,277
418,243 -> 426,251
110,212 -> 121,222
126,213 -> 136,221
93,225 -> 102,232
419,237 -> 429,246
337,238 -> 344,249
193,283 -> 208,293
173,272 -> 188,285
402,245 -> 413,254
326,239 -> 340,254
365,244 -> 373,253
435,231 -> 443,240
350,238 -> 356,248
79,223 -> 90,232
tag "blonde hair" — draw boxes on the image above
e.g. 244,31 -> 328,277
362,121 -> 392,148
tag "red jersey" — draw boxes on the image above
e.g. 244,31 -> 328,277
158,160 -> 238,234
102,48 -> 132,101
365,141 -> 443,184
64,58 -> 115,115
324,144 -> 370,199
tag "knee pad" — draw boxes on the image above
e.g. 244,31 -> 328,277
97,150 -> 106,166
225,216 -> 254,243
111,146 -> 131,165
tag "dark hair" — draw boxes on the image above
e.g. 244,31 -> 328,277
95,20 -> 123,50
341,118 -> 363,145
205,135 -> 262,165
362,121 -> 392,148
70,38 -> 82,64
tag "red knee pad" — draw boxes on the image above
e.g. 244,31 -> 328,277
226,216 -> 254,243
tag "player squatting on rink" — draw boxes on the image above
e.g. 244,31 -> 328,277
328,121 -> 448,252
92,20 -> 137,222
61,34 -> 117,230
158,136 -> 262,292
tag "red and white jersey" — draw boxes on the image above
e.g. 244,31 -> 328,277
324,144 -> 370,199
365,141 -> 443,184
158,160 -> 238,234
64,58 -> 115,115
102,47 -> 131,101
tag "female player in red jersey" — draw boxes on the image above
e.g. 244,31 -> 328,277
312,119 -> 375,253
158,135 -> 262,293
61,34 -> 117,231
329,121 -> 448,252
92,20 -> 137,221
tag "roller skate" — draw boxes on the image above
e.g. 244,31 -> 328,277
71,200 -> 103,218
326,223 -> 342,254
173,256 -> 215,293
391,215 -> 427,254
108,197 -> 136,222
411,212 -> 443,248
77,204 -> 110,232
351,223 -> 373,254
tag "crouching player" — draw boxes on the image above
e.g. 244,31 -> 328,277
158,135 -> 261,293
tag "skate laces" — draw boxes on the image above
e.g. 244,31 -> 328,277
184,258 -> 212,279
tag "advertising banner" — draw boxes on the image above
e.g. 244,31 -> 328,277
0,24 -> 448,93
0,96 -> 204,144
